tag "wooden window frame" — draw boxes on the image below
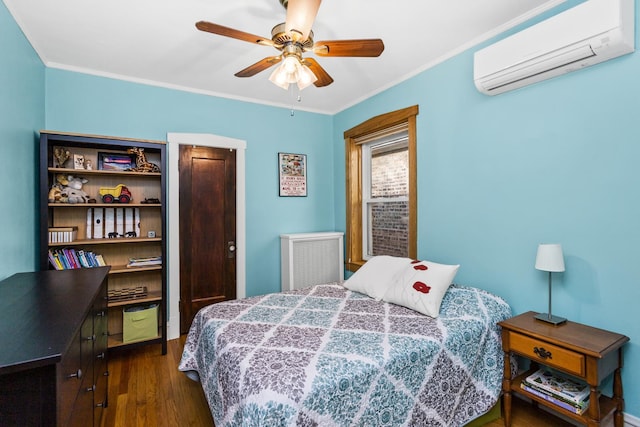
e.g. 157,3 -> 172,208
344,105 -> 419,272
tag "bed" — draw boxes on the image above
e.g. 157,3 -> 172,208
179,257 -> 512,427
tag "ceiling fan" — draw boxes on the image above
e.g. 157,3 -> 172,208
195,0 -> 384,90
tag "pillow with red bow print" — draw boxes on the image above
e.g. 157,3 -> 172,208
382,259 -> 459,317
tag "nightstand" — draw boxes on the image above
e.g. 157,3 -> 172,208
498,311 -> 629,427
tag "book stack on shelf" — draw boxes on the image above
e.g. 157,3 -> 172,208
48,226 -> 78,243
48,248 -> 107,270
521,368 -> 590,415
127,255 -> 162,268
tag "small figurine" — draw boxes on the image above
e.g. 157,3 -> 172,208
85,159 -> 93,170
53,147 -> 70,168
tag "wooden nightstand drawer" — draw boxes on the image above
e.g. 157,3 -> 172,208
508,331 -> 584,376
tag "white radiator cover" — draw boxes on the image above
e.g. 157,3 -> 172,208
280,232 -> 344,291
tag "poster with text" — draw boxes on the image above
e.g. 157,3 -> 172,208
279,152 -> 307,197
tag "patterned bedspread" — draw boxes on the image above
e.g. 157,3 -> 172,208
179,283 -> 512,426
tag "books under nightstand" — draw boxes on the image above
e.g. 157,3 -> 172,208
521,368 -> 590,415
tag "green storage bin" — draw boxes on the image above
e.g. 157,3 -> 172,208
123,303 -> 159,343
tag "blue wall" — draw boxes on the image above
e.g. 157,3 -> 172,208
44,69 -> 334,297
0,1 -> 44,279
334,1 -> 640,416
1,0 -> 638,417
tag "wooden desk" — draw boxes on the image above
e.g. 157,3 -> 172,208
498,311 -> 628,427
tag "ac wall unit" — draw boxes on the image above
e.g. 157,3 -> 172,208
281,232 -> 344,291
474,0 -> 634,95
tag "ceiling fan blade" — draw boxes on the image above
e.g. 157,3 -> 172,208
285,0 -> 321,42
313,39 -> 385,57
302,57 -> 333,87
196,21 -> 274,47
235,56 -> 282,77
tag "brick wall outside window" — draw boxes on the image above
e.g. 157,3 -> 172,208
369,149 -> 408,257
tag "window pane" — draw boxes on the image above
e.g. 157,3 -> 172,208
367,201 -> 409,257
370,146 -> 408,198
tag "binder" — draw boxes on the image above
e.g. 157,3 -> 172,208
124,208 -> 134,236
86,208 -> 93,240
105,208 -> 115,238
134,208 -> 141,238
93,208 -> 104,239
116,208 -> 125,237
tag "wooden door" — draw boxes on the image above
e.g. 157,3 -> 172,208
179,145 -> 236,334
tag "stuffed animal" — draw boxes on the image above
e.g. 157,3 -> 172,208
52,174 -> 90,204
61,187 -> 90,204
48,174 -> 69,203
48,183 -> 64,203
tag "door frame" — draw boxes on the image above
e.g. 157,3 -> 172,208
166,132 -> 246,340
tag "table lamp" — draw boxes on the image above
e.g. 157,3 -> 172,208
534,243 -> 566,325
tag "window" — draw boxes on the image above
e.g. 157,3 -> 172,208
363,133 -> 409,258
344,105 -> 418,272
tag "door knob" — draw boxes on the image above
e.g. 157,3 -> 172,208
227,241 -> 236,258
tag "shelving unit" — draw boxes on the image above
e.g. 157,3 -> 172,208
39,131 -> 167,355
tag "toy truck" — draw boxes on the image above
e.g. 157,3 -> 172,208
99,184 -> 132,203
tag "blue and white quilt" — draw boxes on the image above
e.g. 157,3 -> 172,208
179,283 -> 511,426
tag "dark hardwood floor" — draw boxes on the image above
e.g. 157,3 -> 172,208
102,336 -> 213,427
103,337 -> 574,427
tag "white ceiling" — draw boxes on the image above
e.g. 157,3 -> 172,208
4,0 -> 564,114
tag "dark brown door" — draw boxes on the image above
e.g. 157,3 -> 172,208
179,145 -> 236,334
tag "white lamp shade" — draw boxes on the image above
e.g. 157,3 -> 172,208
268,56 -> 317,90
535,243 -> 565,272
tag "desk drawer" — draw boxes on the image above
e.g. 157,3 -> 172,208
508,332 -> 585,377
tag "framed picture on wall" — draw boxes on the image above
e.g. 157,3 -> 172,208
278,152 -> 307,197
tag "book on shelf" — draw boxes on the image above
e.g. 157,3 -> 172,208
48,226 -> 78,244
48,248 -> 103,270
521,382 -> 589,415
48,250 -> 63,270
95,254 -> 107,267
524,368 -> 590,405
127,256 -> 162,268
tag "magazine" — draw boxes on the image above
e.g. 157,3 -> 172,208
524,368 -> 590,405
521,382 -> 589,414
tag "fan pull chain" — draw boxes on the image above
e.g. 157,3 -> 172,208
288,85 -> 302,116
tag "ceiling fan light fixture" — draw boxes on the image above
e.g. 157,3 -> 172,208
269,55 -> 317,90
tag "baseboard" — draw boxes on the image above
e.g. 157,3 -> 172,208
625,413 -> 640,427
168,316 -> 180,340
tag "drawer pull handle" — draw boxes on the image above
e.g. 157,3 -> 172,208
534,346 -> 552,359
96,401 -> 105,408
67,369 -> 83,380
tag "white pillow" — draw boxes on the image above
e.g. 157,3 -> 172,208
342,255 -> 412,300
382,259 -> 459,317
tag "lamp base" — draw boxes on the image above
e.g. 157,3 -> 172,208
534,312 -> 567,325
